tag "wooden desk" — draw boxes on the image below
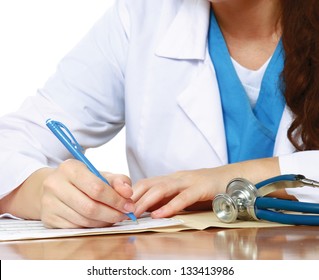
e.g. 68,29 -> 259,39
1,226 -> 319,260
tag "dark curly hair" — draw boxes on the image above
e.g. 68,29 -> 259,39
281,0 -> 319,150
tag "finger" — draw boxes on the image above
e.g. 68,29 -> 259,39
102,172 -> 132,188
132,177 -> 172,203
100,171 -> 134,200
134,182 -> 182,217
150,188 -> 200,218
43,208 -> 114,229
42,205 -> 109,229
112,178 -> 134,199
43,168 -> 131,224
42,214 -> 82,229
134,190 -> 165,217
42,191 -> 123,228
41,193 -> 82,228
60,160 -> 135,214
131,179 -> 152,202
49,179 -> 130,224
132,174 -> 186,202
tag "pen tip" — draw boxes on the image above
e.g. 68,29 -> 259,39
127,212 -> 138,223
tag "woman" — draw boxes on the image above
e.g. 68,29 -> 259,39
0,0 -> 318,228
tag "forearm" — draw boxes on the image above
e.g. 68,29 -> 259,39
0,168 -> 54,220
235,156 -> 280,184
212,156 -> 296,201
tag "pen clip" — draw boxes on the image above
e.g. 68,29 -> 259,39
50,120 -> 84,153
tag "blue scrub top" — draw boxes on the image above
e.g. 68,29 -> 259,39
208,10 -> 286,163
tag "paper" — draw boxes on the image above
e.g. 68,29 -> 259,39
0,216 -> 183,242
157,211 -> 292,233
0,211 -> 291,242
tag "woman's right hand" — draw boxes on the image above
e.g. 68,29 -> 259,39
40,159 -> 135,228
0,159 -> 136,228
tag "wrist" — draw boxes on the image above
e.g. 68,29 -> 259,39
209,157 -> 280,196
0,167 -> 55,219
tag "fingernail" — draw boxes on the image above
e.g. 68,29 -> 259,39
124,202 -> 135,213
124,182 -> 132,189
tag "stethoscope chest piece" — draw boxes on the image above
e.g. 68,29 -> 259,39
212,174 -> 319,225
213,178 -> 259,223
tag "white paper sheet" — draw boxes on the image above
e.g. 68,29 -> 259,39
0,216 -> 184,241
0,211 -> 291,242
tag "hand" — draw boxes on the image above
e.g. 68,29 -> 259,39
132,168 -> 224,219
40,159 -> 135,228
132,158 -> 281,219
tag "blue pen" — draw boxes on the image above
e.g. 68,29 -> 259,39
46,119 -> 137,222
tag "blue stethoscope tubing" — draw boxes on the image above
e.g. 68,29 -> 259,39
255,199 -> 319,225
256,208 -> 319,225
255,174 -> 319,225
213,173 -> 319,226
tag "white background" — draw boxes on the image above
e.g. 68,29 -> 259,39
0,0 -> 129,176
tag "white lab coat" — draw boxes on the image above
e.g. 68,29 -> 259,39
0,0 -> 319,203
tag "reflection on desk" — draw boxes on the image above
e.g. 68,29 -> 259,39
1,227 -> 319,260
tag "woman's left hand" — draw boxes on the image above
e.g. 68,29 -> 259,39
132,168 -> 226,218
132,157 -> 281,219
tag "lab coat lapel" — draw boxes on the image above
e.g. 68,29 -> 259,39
274,107 -> 296,155
156,0 -> 228,164
156,0 -> 210,60
177,61 -> 228,165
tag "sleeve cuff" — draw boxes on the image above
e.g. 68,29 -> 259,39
279,151 -> 319,203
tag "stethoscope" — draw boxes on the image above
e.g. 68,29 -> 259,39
212,174 -> 319,226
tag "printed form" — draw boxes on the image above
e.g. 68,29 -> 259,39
0,211 -> 290,242
0,216 -> 184,241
